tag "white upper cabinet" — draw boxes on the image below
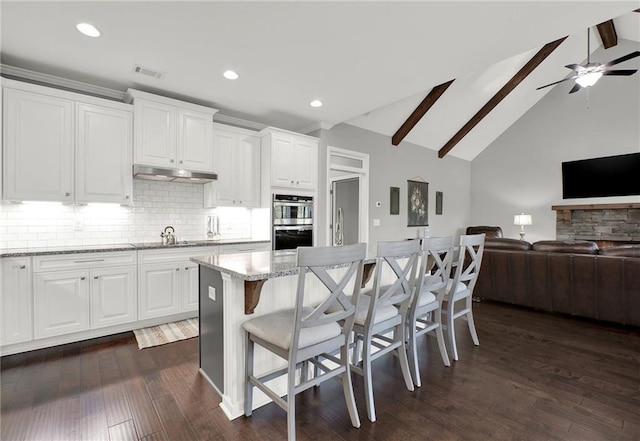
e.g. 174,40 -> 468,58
127,89 -> 217,173
2,79 -> 133,204
3,88 -> 74,202
132,98 -> 176,167
205,123 -> 261,208
76,103 -> 133,204
261,128 -> 318,191
177,109 -> 214,171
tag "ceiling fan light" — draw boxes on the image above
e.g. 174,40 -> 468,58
575,71 -> 602,88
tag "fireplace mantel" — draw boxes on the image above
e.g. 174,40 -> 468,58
552,203 -> 640,223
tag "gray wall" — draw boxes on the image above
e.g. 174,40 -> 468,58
471,39 -> 640,243
317,123 -> 471,247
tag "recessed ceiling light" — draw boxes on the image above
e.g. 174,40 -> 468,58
76,22 -> 101,38
310,100 -> 323,108
223,70 -> 239,80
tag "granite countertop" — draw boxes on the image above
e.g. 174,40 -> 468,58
192,250 -> 377,281
0,239 -> 270,258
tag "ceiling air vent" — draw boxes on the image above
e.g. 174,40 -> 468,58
132,64 -> 166,80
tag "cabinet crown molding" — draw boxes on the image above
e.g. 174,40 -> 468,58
126,88 -> 218,115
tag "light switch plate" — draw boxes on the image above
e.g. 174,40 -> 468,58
208,286 -> 216,301
373,219 -> 380,226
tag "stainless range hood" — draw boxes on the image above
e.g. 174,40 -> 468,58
133,165 -> 217,183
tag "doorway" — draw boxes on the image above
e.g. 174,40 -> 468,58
331,177 -> 359,246
326,146 -> 369,246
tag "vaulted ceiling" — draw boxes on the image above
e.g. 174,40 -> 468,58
1,1 -> 639,161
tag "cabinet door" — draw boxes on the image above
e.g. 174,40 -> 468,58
34,270 -> 90,338
294,138 -> 318,190
138,263 -> 182,320
236,134 -> 261,207
271,134 -> 296,187
209,128 -> 236,206
76,104 -> 133,204
133,99 -> 176,167
177,108 -> 213,172
90,266 -> 137,329
182,262 -> 199,313
3,88 -> 74,202
1,258 -> 33,345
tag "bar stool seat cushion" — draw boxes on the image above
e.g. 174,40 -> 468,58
326,294 -> 398,326
352,293 -> 399,326
417,290 -> 437,308
243,308 -> 341,351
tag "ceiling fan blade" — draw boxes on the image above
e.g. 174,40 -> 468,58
568,83 -> 582,94
536,75 -> 578,90
602,69 -> 638,76
603,51 -> 640,68
565,63 -> 586,72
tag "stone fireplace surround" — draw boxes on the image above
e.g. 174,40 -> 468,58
553,203 -> 640,245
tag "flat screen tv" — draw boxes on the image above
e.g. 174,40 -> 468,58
562,152 -> 640,199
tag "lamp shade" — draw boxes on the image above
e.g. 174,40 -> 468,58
513,214 -> 533,226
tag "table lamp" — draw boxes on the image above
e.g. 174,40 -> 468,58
513,213 -> 532,240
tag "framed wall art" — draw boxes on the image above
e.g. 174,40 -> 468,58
407,180 -> 428,226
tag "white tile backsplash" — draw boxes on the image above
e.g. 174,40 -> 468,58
0,180 -> 270,250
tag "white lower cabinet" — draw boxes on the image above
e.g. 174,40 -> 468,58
138,263 -> 183,319
183,262 -> 200,313
1,257 -> 33,345
34,270 -> 90,339
32,251 -> 137,339
90,266 -> 137,329
137,246 -> 218,319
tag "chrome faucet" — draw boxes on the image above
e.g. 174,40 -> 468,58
161,226 -> 177,245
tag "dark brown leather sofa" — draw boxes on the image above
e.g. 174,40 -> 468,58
474,238 -> 640,326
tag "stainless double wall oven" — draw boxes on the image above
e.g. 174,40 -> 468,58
272,194 -> 313,251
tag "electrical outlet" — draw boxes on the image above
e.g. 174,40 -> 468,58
208,286 -> 216,301
373,219 -> 380,227
72,216 -> 84,231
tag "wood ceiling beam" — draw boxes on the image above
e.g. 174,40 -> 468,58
596,20 -> 617,49
437,36 -> 567,159
391,79 -> 455,146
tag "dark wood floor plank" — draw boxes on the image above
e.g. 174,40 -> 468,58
2,302 -> 639,441
108,419 -> 138,441
117,354 -> 164,438
76,410 -> 110,441
152,394 -> 198,441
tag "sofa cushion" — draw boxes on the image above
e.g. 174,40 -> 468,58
485,237 -> 532,251
466,226 -> 503,238
532,240 -> 599,254
598,244 -> 640,257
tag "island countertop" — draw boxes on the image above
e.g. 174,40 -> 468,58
191,250 -> 377,282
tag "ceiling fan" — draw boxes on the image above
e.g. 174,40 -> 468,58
537,29 -> 640,94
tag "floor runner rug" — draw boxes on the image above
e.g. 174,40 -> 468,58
133,318 -> 198,349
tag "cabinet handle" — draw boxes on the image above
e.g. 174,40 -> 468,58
179,160 -> 183,164
14,265 -> 26,269
296,181 -> 299,185
290,180 -> 294,184
73,259 -> 105,264
80,276 -> 86,280
65,192 -> 71,197
185,267 -> 189,270
170,159 -> 175,163
94,276 -> 99,279
125,195 -> 130,200
176,268 -> 180,271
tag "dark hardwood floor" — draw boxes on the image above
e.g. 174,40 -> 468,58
2,301 -> 639,441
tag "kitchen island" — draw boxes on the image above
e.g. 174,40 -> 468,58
192,250 -> 376,420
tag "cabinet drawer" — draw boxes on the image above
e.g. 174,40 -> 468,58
137,246 -> 218,264
219,242 -> 270,254
33,251 -> 137,272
